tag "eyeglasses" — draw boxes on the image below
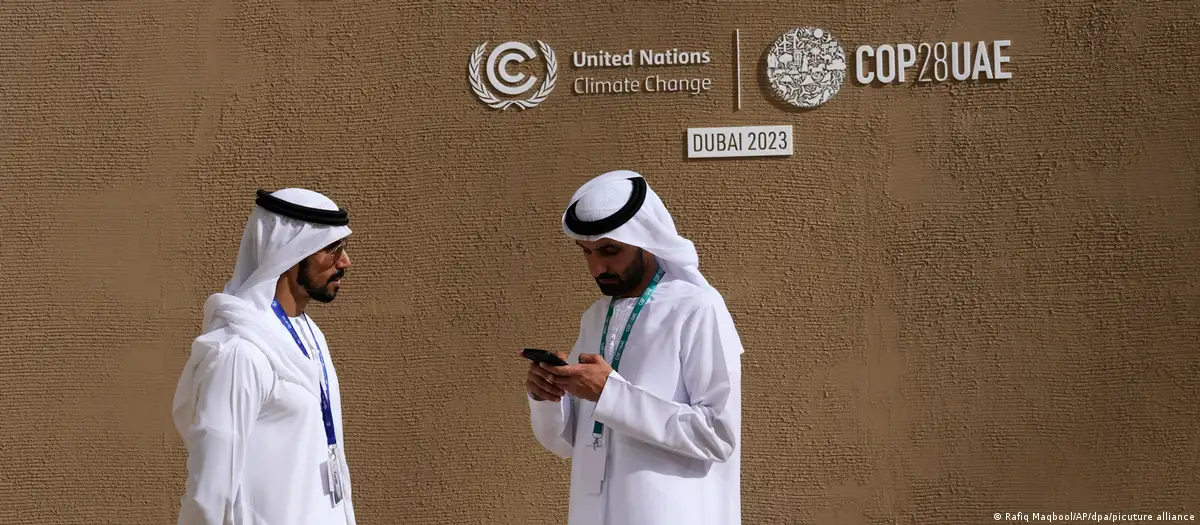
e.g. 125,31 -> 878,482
322,240 -> 348,259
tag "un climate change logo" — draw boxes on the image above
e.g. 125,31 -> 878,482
468,40 -> 558,110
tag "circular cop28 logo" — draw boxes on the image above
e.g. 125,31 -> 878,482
765,27 -> 848,108
468,40 -> 558,110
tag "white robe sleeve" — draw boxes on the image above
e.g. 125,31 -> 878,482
340,457 -> 358,525
335,440 -> 357,524
591,300 -> 740,463
527,310 -> 589,459
528,393 -> 577,458
177,341 -> 273,525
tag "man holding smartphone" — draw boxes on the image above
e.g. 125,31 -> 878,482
524,169 -> 745,525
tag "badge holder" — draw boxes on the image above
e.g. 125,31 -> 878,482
326,446 -> 345,504
577,428 -> 607,495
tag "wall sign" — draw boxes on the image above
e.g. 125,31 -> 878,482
469,40 -> 558,110
468,39 -> 721,111
570,47 -> 715,97
854,40 -> 1012,85
686,125 -> 793,159
468,31 -> 1014,113
764,27 -> 848,109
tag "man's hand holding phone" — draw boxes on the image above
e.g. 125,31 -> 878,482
522,348 -> 568,401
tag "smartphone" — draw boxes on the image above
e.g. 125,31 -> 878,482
522,348 -> 568,367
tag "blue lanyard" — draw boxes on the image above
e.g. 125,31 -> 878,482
271,300 -> 338,447
591,265 -> 665,439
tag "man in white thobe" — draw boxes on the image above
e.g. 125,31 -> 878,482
172,188 -> 358,525
525,170 -> 744,525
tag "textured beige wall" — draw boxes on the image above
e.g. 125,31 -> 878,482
1,1 -> 1198,524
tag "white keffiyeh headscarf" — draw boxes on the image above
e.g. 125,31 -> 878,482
562,169 -> 713,293
173,188 -> 352,424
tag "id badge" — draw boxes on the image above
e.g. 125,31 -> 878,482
576,432 -> 607,495
326,448 -> 345,504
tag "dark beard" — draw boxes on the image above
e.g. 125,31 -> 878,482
596,248 -> 646,297
298,259 -> 344,303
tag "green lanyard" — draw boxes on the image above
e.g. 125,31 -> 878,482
591,265 -> 665,439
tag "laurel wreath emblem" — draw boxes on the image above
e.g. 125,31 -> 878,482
469,41 -> 557,110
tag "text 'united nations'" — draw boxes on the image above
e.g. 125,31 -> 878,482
570,47 -> 714,97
